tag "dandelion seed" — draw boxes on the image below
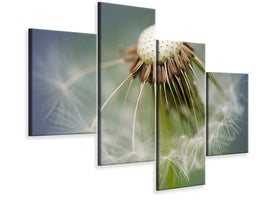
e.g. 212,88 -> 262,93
207,73 -> 248,155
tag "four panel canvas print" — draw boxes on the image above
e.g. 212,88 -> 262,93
98,2 -> 155,165
206,72 -> 248,155
29,29 -> 96,136
28,2 -> 249,191
156,41 -> 206,190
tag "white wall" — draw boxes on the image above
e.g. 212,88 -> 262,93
0,0 -> 265,199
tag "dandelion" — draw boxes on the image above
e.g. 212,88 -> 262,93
95,23 -> 206,189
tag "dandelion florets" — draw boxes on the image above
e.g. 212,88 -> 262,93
137,25 -> 156,64
137,25 -> 183,65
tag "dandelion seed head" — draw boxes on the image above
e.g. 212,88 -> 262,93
137,25 -> 183,65
157,40 -> 183,64
137,25 -> 156,64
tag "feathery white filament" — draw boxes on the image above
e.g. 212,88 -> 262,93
89,74 -> 132,131
132,83 -> 145,154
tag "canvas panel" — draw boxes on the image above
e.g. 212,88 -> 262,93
156,41 -> 206,190
98,2 -> 155,165
29,29 -> 96,136
206,72 -> 248,155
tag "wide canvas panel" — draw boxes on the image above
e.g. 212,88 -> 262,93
156,41 -> 206,190
98,2 -> 155,165
29,29 -> 96,136
206,72 -> 248,155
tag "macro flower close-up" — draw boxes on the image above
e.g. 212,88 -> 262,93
98,3 -> 206,190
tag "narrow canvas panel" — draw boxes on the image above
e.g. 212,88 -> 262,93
98,2 -> 155,165
206,72 -> 248,155
29,29 -> 96,136
156,41 -> 206,190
